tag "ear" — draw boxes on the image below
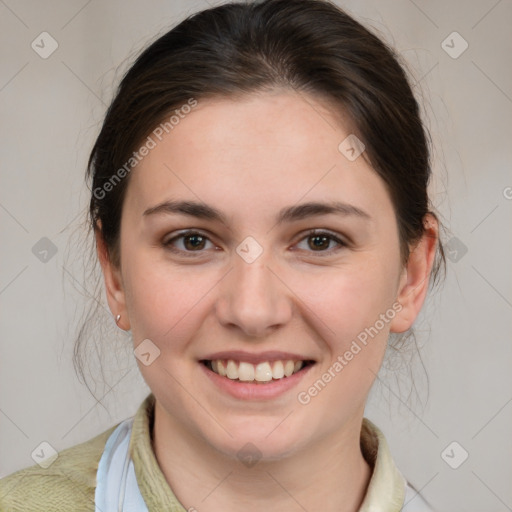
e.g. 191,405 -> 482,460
390,213 -> 439,333
95,221 -> 130,331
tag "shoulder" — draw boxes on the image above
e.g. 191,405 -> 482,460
360,418 -> 436,511
0,423 -> 118,512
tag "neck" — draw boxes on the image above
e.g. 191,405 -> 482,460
152,403 -> 373,512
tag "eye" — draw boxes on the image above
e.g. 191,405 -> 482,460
162,229 -> 347,258
294,229 -> 347,255
163,230 -> 216,255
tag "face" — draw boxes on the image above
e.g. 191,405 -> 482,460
101,90 -> 427,460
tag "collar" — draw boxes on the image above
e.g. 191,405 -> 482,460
129,393 -> 406,511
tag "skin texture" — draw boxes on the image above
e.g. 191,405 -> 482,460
96,90 -> 438,511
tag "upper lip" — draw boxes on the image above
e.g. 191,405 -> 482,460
200,350 -> 315,365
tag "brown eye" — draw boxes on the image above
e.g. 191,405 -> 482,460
182,234 -> 207,250
295,230 -> 346,255
308,234 -> 331,251
163,231 -> 215,255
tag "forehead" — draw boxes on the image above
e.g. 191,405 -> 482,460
124,91 -> 393,224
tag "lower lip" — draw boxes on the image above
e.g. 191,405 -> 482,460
200,362 -> 314,400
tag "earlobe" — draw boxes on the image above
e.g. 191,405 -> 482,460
95,222 -> 130,331
390,214 -> 438,334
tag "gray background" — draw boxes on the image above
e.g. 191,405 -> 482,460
1,1 -> 511,510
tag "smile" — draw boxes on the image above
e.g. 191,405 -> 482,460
201,359 -> 315,383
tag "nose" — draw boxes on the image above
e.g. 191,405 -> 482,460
215,251 -> 293,338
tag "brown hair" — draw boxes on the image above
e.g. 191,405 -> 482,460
77,0 -> 446,390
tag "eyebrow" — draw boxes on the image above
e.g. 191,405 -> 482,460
143,199 -> 372,224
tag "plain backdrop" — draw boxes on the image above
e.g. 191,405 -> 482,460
1,1 -> 511,511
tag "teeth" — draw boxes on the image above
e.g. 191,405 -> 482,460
284,360 -> 295,377
217,360 -> 227,377
272,361 -> 284,379
238,362 -> 255,381
255,362 -> 273,382
226,360 -> 238,379
209,358 -> 307,382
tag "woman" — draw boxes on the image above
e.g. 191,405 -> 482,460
0,0 -> 445,510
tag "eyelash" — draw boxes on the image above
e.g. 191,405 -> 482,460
162,229 -> 347,258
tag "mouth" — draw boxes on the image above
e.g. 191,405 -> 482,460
200,358 -> 315,384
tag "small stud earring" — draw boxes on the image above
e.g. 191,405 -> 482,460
115,314 -> 121,325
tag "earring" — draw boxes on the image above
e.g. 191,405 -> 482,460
115,314 -> 121,325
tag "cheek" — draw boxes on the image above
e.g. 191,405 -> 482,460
122,251 -> 219,347
298,255 -> 399,345
122,258 -> 217,399
293,262 -> 396,420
